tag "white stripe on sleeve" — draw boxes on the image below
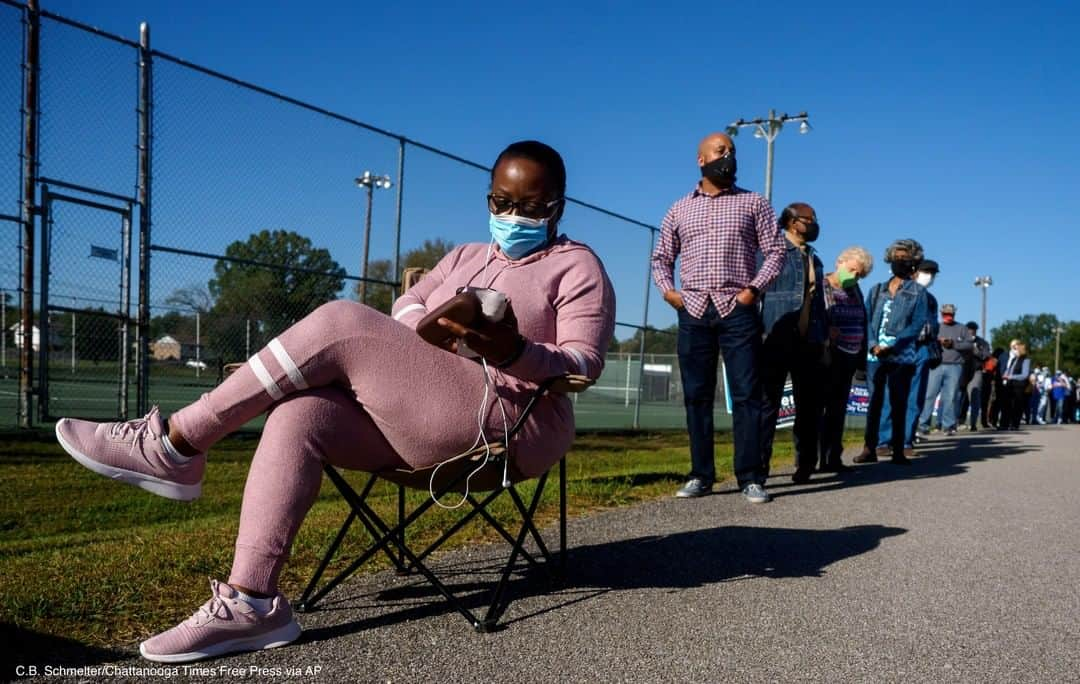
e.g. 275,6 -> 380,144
393,303 -> 426,321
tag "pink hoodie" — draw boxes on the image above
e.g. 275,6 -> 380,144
393,236 -> 616,475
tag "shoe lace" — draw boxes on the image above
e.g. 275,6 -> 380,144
109,407 -> 162,456
190,580 -> 231,625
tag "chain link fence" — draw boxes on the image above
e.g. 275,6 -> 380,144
1,2 -> 24,421
3,1 -> 720,431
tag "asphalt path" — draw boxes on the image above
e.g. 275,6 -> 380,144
24,425 -> 1080,683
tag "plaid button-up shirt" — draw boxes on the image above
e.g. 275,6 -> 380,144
652,183 -> 786,318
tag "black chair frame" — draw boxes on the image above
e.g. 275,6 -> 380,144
295,375 -> 578,632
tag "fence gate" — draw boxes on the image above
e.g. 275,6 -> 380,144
38,181 -> 134,421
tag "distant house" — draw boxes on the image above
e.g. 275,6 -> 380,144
8,322 -> 62,352
150,335 -> 199,361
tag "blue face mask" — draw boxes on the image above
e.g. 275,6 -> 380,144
489,213 -> 550,259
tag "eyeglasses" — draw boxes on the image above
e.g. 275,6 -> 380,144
487,194 -> 563,220
793,216 -> 818,225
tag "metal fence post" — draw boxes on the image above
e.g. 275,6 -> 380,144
19,0 -> 40,428
135,21 -> 152,416
633,228 -> 657,429
119,208 -> 132,418
391,138 -> 405,299
36,186 -> 49,421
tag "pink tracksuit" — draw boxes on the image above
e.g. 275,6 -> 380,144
169,235 -> 615,593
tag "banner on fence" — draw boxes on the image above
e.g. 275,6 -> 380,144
722,364 -> 872,425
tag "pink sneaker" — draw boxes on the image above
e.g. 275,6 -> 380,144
140,580 -> 302,663
54,406 -> 205,501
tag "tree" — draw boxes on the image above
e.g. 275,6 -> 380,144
615,325 -> 678,355
149,309 -> 196,343
208,230 -> 345,360
356,238 -> 454,314
165,285 -> 212,314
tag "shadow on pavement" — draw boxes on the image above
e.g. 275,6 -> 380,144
761,433 -> 1040,500
1,622 -> 130,672
300,523 -> 904,642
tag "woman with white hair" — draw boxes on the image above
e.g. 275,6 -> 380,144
819,246 -> 874,472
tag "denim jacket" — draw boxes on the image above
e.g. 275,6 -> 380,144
865,278 -> 929,354
757,240 -> 827,343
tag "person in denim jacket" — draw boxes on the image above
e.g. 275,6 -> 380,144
877,259 -> 940,457
854,238 -> 929,465
757,203 -> 828,483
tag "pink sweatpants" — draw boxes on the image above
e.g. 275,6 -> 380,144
169,300 -> 521,594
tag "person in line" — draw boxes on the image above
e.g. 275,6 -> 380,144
758,203 -> 828,483
877,258 -> 939,457
652,132 -> 785,503
1052,371 -> 1070,424
988,347 -> 1006,428
1027,369 -> 1044,425
54,141 -> 616,663
999,339 -> 1031,430
917,303 -> 972,436
818,246 -> 873,473
961,321 -> 992,431
853,239 -> 929,466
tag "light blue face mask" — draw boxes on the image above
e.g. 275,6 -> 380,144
489,213 -> 550,259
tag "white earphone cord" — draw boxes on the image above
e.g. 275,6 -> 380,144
429,244 -> 512,508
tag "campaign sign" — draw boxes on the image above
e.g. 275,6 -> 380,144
847,383 -> 870,416
722,363 -> 871,424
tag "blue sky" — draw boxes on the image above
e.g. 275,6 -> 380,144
8,0 -> 1080,340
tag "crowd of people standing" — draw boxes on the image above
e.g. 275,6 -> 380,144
652,131 -> 1075,503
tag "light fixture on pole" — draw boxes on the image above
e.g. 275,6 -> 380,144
1053,325 -> 1065,374
725,109 -> 811,203
973,276 -> 992,336
355,171 -> 393,305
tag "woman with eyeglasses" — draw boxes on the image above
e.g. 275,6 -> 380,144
53,140 -> 616,663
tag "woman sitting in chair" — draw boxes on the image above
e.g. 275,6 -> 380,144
54,140 -> 616,663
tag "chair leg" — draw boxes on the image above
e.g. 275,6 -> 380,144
296,509 -> 356,612
301,458 -> 568,631
559,457 -> 567,576
479,472 -> 551,630
395,484 -> 406,574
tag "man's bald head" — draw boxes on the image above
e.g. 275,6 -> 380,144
698,133 -> 735,163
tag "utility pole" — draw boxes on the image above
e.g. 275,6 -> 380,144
355,171 -> 393,304
974,276 -> 992,336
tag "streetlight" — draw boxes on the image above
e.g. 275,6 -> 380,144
725,109 -> 811,203
1053,325 -> 1065,374
355,171 -> 393,305
973,276 -> 992,336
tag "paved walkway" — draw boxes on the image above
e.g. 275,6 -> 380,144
36,426 -> 1080,682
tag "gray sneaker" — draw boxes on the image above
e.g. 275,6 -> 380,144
742,483 -> 771,504
675,478 -> 712,498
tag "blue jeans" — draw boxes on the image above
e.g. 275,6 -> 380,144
879,351 -> 929,447
919,363 -> 962,431
863,359 -> 916,457
677,300 -> 764,488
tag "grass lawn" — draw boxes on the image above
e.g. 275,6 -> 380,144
0,428 -> 804,652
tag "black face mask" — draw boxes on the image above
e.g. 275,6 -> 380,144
800,221 -> 820,242
701,153 -> 737,186
890,260 -> 916,278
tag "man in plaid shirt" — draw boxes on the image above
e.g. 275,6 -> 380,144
652,132 -> 785,503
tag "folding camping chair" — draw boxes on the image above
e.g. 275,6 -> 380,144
294,267 -> 594,631
294,373 -> 593,631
